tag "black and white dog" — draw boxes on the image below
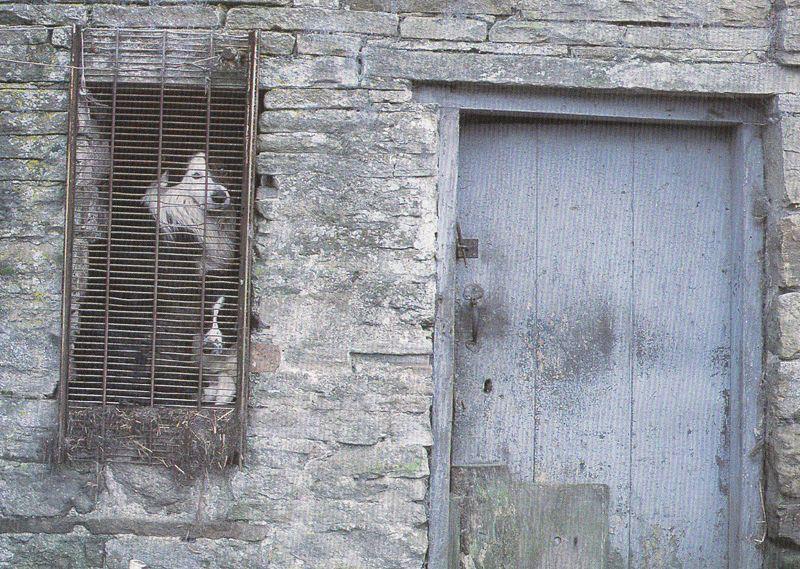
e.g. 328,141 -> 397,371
140,152 -> 239,405
72,152 -> 240,405
142,152 -> 237,274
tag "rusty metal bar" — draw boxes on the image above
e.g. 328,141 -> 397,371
97,29 -> 121,461
196,34 -> 215,409
100,30 -> 120,411
149,30 -> 167,406
56,25 -> 83,462
235,30 -> 261,466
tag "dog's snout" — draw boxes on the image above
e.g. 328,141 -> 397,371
211,188 -> 229,206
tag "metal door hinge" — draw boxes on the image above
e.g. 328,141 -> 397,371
456,223 -> 478,263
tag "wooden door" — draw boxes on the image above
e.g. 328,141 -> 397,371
450,116 -> 757,568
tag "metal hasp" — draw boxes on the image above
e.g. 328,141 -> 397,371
455,223 -> 478,261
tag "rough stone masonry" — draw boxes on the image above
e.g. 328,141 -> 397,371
2,0 -> 800,567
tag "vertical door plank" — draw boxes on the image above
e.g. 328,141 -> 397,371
532,119 -> 635,567
452,120 -> 539,474
630,123 -> 734,567
430,107 -> 460,569
732,125 -> 766,566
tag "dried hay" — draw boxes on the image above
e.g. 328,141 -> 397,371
63,405 -> 241,478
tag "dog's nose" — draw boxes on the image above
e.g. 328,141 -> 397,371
210,188 -> 229,206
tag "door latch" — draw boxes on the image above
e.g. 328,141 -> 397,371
463,283 -> 484,344
456,223 -> 479,264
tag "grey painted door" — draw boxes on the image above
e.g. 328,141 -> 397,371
452,117 -> 745,567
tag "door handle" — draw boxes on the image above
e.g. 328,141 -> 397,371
463,284 -> 484,344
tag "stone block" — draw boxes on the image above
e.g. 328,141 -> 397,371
103,535 -> 272,569
250,341 -> 281,372
0,531 -> 106,569
401,16 -> 487,41
257,121 -> 436,154
780,550 -> 800,569
0,87 -> 67,112
249,403 -> 390,445
50,27 -> 71,50
289,526 -> 427,568
769,357 -> 800,422
773,215 -> 800,287
304,495 -> 427,534
0,4 -> 88,26
778,9 -> 800,63
257,150 -> 436,178
260,55 -> 359,88
0,111 -> 67,135
781,52 -> 800,67
772,501 -> 800,548
345,0 -> 516,14
263,87 -> 374,109
295,0 -> 340,7
0,398 -> 56,461
0,158 -> 65,181
258,108 -> 437,142
258,131 -> 342,153
519,0 -> 771,26
308,440 -> 429,481
488,20 -> 624,45
0,236 -> 65,281
769,293 -> 800,359
362,46 -> 787,95
0,45 -> 69,83
773,424 -> 800,497
765,116 -> 800,206
250,358 -> 432,413
227,7 -> 399,36
0,325 -> 61,398
0,461 -> 97,518
624,25 -> 770,51
79,465 -> 247,538
0,27 -> 48,45
0,180 -> 64,238
228,463 -> 302,522
297,33 -> 362,56
0,135 -> 65,160
783,116 -> 800,153
784,161 -> 800,207
370,35 -> 569,56
92,5 -> 223,29
569,46 -> 765,64
260,31 -> 295,55
776,94 -> 800,116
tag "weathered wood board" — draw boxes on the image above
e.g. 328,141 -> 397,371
450,466 -> 609,568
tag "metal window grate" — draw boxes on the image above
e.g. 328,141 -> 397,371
56,28 -> 260,471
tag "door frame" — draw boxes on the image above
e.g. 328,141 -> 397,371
421,85 -> 767,568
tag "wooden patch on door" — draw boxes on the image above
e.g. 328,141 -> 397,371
451,466 -> 609,569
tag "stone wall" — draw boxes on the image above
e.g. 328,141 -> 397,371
0,1 -> 799,567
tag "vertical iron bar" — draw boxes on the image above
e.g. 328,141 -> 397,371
196,34 -> 215,408
235,30 -> 261,465
56,25 -> 83,463
99,30 -> 120,457
150,31 -> 167,406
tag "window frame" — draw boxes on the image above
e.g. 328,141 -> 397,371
55,27 -> 261,468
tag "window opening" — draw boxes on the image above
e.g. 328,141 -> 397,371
57,28 -> 259,471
